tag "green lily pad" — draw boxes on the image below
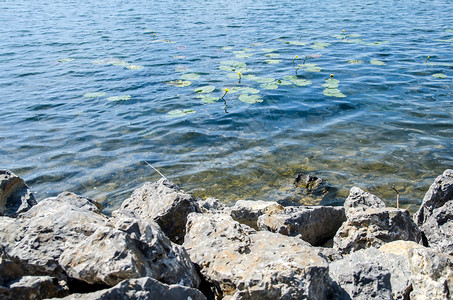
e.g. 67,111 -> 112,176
311,42 -> 330,49
243,74 -> 258,81
260,83 -> 278,90
126,64 -> 144,70
250,43 -> 265,47
196,94 -> 219,103
251,77 -> 275,83
111,60 -> 129,67
58,58 -> 74,63
348,60 -> 364,64
283,75 -> 298,81
238,94 -> 263,104
228,87 -> 260,94
235,51 -> 253,59
275,80 -> 292,86
180,73 -> 200,80
194,85 -> 215,93
265,59 -> 282,64
166,80 -> 192,87
322,78 -> 340,88
161,39 -> 176,44
265,53 -> 280,58
226,72 -> 241,79
300,63 -> 322,72
285,41 -> 307,46
432,73 -> 447,79
370,60 -> 386,65
291,79 -> 312,86
172,55 -> 186,59
323,88 -> 346,98
446,29 -> 453,33
83,92 -> 107,98
167,109 -> 196,117
261,48 -> 276,52
220,60 -> 246,67
425,62 -> 453,67
221,46 -> 233,50
242,48 -> 254,52
107,95 -> 132,101
435,38 -> 453,43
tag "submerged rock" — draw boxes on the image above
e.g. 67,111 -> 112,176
0,169 -> 36,217
113,178 -> 200,244
183,213 -> 331,299
257,205 -> 345,246
229,200 -> 284,230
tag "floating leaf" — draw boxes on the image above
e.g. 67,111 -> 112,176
311,42 -> 330,49
91,58 -> 121,65
238,94 -> 263,103
275,80 -> 292,86
285,41 -> 307,46
196,94 -> 219,103
58,58 -> 74,63
83,92 -> 107,98
300,63 -> 322,72
348,60 -> 364,64
126,64 -> 144,70
221,46 -> 233,50
107,95 -> 131,101
425,62 -> 453,67
260,83 -> 278,90
432,73 -> 448,79
242,48 -> 254,52
322,78 -> 340,88
291,79 -> 312,86
435,38 -> 453,43
234,51 -> 253,58
446,29 -> 453,33
251,42 -> 265,47
265,59 -> 282,64
220,60 -> 247,68
243,74 -> 258,81
160,39 -> 176,44
167,109 -> 196,117
265,53 -> 280,58
370,60 -> 386,65
172,55 -> 186,59
251,77 -> 275,83
180,73 -> 200,80
194,85 -> 215,93
261,48 -> 276,52
323,88 -> 346,98
166,80 -> 192,87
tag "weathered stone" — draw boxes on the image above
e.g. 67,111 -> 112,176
229,200 -> 284,230
0,276 -> 69,300
257,205 -> 345,246
419,200 -> 453,255
294,173 -> 324,190
184,213 -> 330,299
197,197 -> 227,214
344,186 -> 386,217
414,169 -> 453,226
334,207 -> 423,254
55,277 -> 207,300
113,179 -> 200,244
0,192 -> 200,288
0,169 -> 36,217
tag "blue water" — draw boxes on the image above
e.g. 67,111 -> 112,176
1,0 -> 452,212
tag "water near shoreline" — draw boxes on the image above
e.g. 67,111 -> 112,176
1,0 -> 452,213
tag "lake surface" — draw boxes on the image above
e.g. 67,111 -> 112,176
1,0 -> 452,213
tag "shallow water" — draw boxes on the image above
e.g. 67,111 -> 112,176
1,0 -> 452,213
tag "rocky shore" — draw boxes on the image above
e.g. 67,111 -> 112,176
0,168 -> 452,299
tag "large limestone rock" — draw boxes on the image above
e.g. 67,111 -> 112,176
0,192 -> 200,288
414,169 -> 453,226
419,200 -> 453,255
229,200 -> 284,230
183,213 -> 330,299
334,188 -> 422,254
0,169 -> 36,217
0,276 -> 69,300
257,205 -> 345,246
113,179 -> 200,244
197,197 -> 227,214
56,277 -> 207,300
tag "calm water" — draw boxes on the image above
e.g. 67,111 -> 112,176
1,0 -> 452,213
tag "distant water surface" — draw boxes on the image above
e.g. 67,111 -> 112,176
1,0 -> 452,213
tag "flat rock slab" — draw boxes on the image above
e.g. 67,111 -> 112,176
0,169 -> 36,217
183,213 -> 330,299
229,200 -> 284,229
257,205 -> 345,246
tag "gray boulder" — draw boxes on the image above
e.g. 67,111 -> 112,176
197,197 -> 227,214
0,192 -> 200,288
419,200 -> 453,255
0,169 -> 36,217
0,276 -> 69,300
257,205 -> 346,246
113,179 -> 200,244
183,213 -> 330,299
344,186 -> 386,217
414,169 -> 453,226
229,200 -> 284,230
55,277 -> 206,300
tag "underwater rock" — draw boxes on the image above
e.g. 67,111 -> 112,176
257,205 -> 345,246
56,277 -> 206,300
294,173 -> 324,190
0,169 -> 36,217
113,178 -> 201,244
229,199 -> 284,230
183,213 -> 331,299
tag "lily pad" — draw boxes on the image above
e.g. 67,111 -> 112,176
260,83 -> 278,90
160,39 -> 176,44
291,79 -> 312,86
370,60 -> 386,65
242,48 -> 254,52
196,94 -> 219,103
107,95 -> 132,101
58,58 -> 74,63
251,42 -> 265,47
311,42 -> 330,49
221,46 -> 233,50
194,85 -> 215,94
265,59 -> 282,64
235,51 -> 253,59
167,109 -> 196,117
172,55 -> 186,59
446,29 -> 453,33
83,92 -> 107,98
261,48 -> 276,52
238,94 -> 263,104
180,73 -> 200,80
275,80 -> 292,86
425,62 -> 453,67
251,77 -> 275,83
166,80 -> 192,87
285,41 -> 307,46
348,60 -> 364,64
125,64 -> 144,70
228,87 -> 260,94
265,53 -> 280,58
323,88 -> 346,98
322,78 -> 340,88
432,73 -> 447,79
300,63 -> 322,72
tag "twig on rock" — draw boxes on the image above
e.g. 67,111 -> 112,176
145,161 -> 168,181
391,185 -> 400,209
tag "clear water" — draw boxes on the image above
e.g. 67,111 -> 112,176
1,0 -> 452,213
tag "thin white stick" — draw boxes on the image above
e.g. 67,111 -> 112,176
145,161 -> 168,181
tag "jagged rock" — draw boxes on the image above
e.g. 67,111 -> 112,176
183,213 -> 331,299
55,277 -> 207,300
414,169 -> 453,226
294,173 -> 324,190
0,276 -> 69,300
0,169 -> 36,217
113,179 -> 200,244
257,205 -> 345,246
418,200 -> 453,255
197,197 -> 227,214
344,186 -> 386,216
0,192 -> 200,288
229,200 -> 284,230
